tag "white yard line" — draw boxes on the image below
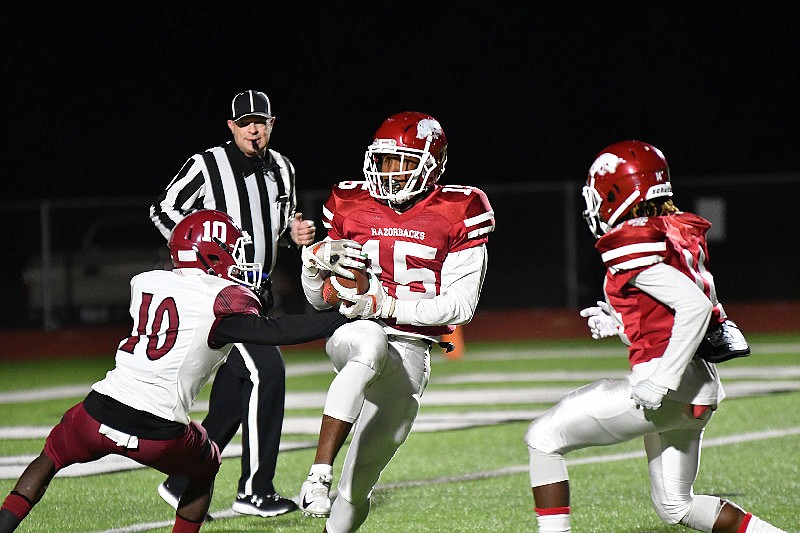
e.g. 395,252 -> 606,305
1,344 -> 796,532
3,380 -> 798,479
434,365 -> 800,383
227,380 -> 800,411
91,426 -> 800,533
430,342 -> 800,362
3,348 -> 799,404
375,426 -> 800,488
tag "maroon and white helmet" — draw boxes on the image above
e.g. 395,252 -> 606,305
168,209 -> 263,292
363,111 -> 448,206
582,140 -> 673,238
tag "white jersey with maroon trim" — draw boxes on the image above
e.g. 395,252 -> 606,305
321,181 -> 494,337
92,268 -> 261,424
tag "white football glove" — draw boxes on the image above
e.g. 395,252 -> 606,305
579,301 -> 623,340
631,379 -> 669,410
337,272 -> 397,320
301,239 -> 366,278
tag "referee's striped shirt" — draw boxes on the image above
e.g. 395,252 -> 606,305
149,140 -> 296,274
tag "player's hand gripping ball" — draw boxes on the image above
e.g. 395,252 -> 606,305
322,267 -> 370,308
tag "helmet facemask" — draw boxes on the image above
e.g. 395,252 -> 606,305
223,231 -> 263,292
363,138 -> 444,208
581,183 -> 606,239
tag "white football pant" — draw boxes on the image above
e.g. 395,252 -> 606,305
525,378 -> 727,530
323,320 -> 430,533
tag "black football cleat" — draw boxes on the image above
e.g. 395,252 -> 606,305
157,476 -> 213,521
157,476 -> 187,509
232,492 -> 298,517
696,319 -> 751,364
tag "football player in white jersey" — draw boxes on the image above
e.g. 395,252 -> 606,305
296,112 -> 495,532
0,210 -> 348,533
524,141 -> 785,532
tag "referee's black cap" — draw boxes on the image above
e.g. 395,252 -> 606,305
231,90 -> 272,121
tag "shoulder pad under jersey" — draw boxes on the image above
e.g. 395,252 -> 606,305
214,284 -> 262,318
596,218 -> 666,272
432,185 -> 495,240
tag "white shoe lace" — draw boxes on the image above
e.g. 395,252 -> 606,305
301,474 -> 332,512
708,321 -> 748,350
307,480 -> 331,498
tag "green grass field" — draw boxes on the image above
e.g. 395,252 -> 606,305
1,333 -> 798,532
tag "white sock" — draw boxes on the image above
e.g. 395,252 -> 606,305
536,512 -> 570,532
309,463 -> 333,478
743,513 -> 787,533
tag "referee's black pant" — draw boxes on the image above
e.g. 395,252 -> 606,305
203,342 -> 286,496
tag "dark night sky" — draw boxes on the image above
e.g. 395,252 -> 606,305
5,4 -> 799,202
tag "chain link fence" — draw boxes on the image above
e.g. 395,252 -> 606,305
2,173 -> 798,331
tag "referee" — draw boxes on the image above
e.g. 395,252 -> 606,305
149,90 -> 316,517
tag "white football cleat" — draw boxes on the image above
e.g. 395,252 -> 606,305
298,472 -> 333,517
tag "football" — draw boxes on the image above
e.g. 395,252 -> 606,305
322,267 -> 370,307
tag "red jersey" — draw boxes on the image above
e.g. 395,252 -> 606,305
597,213 -> 725,367
322,181 -> 494,336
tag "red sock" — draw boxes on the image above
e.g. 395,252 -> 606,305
172,514 -> 203,533
738,512 -> 753,533
1,492 -> 33,520
535,506 -> 570,515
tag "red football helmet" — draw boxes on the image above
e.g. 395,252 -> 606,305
363,111 -> 448,206
168,209 -> 263,292
582,140 -> 673,238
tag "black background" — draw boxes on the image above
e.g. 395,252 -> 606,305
5,4 -> 799,201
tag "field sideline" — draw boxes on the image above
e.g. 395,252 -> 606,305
1,334 -> 798,532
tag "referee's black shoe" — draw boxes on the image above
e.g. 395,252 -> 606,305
232,492 -> 298,517
157,476 -> 214,521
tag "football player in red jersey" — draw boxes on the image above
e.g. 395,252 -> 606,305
524,141 -> 785,533
0,210 -> 348,533
296,112 -> 495,531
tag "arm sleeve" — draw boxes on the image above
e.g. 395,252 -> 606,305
149,156 -> 206,240
300,236 -> 332,310
630,262 -> 713,390
213,311 -> 349,345
301,266 -> 330,310
393,245 -> 487,326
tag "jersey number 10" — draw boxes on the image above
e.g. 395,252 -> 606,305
119,292 -> 180,360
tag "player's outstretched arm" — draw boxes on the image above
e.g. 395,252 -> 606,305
214,312 -> 350,346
